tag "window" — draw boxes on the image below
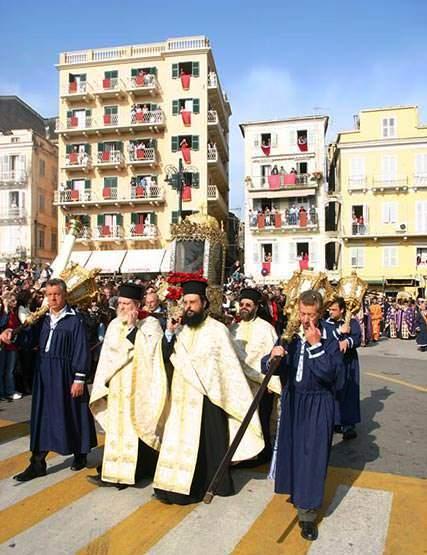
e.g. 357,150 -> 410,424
296,162 -> 308,175
296,242 -> 309,258
104,70 -> 118,80
51,232 -> 57,251
37,229 -> 45,250
350,247 -> 364,268
39,193 -> 45,212
9,191 -> 20,208
172,62 -> 200,78
416,201 -> 427,233
104,176 -> 118,188
350,157 -> 365,177
172,98 -> 200,114
383,246 -> 398,267
415,154 -> 427,178
11,137 -> 19,143
261,243 -> 273,262
171,135 -> 199,151
39,159 -> 45,177
381,155 -> 397,180
416,247 -> 427,265
382,202 -> 398,224
382,117 -> 396,138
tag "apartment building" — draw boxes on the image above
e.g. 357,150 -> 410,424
0,97 -> 58,266
330,105 -> 427,295
241,116 -> 333,283
55,35 -> 231,274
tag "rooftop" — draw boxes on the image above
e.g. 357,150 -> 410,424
239,115 -> 329,137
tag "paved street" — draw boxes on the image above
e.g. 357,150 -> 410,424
0,337 -> 425,554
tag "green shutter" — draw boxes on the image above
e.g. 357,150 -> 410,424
151,138 -> 158,149
131,213 -> 137,224
85,109 -> 91,116
118,142 -> 123,152
171,136 -> 179,152
131,68 -> 137,77
193,172 -> 200,188
172,63 -> 179,79
98,143 -> 104,152
97,214 -> 104,225
85,144 -> 91,154
85,179 -> 91,190
116,214 -> 123,226
192,98 -> 200,114
80,74 -> 87,82
172,100 -> 179,115
66,180 -> 73,188
151,213 -> 157,225
192,136 -> 199,151
66,144 -> 72,154
82,215 -> 90,226
150,67 -> 157,76
192,62 -> 200,77
171,210 -> 179,224
67,110 -> 72,118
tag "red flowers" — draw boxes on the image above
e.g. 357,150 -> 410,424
166,286 -> 183,301
166,271 -> 207,286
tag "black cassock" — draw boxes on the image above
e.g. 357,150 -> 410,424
262,323 -> 339,510
154,336 -> 234,505
22,306 -> 97,455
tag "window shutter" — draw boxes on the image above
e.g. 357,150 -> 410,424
172,100 -> 179,115
192,136 -> 199,151
254,134 -> 260,147
67,110 -> 72,118
171,210 -> 179,224
82,215 -> 90,227
150,67 -> 157,76
288,241 -> 296,263
131,68 -> 137,77
66,144 -> 72,154
253,244 -> 260,264
310,242 -> 319,266
85,179 -> 90,190
271,133 -> 278,147
151,212 -> 158,225
80,74 -> 87,82
85,109 -> 91,117
151,138 -> 158,149
171,136 -> 179,152
172,63 -> 179,79
66,180 -> 73,188
192,62 -> 200,77
97,143 -> 104,153
116,214 -> 123,226
193,172 -> 200,188
192,98 -> 200,114
112,70 -> 118,78
272,242 -> 279,263
131,213 -> 137,224
97,214 -> 104,226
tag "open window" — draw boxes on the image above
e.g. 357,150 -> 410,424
130,67 -> 157,86
68,73 -> 86,93
351,204 -> 368,235
297,130 -> 308,152
297,242 -> 310,269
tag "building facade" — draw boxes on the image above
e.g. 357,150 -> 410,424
55,35 -> 230,273
241,116 -> 332,283
0,97 -> 58,266
331,105 -> 427,295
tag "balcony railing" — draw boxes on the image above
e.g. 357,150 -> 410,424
95,78 -> 126,95
249,210 -> 318,231
372,177 -> 408,190
94,225 -> 124,240
64,153 -> 92,169
62,81 -> 93,97
56,116 -> 95,133
96,151 -> 125,166
0,207 -> 27,220
55,184 -> 164,205
207,110 -> 218,124
414,174 -> 427,188
208,73 -> 218,88
130,184 -> 163,200
208,146 -> 218,162
0,170 -> 28,185
128,148 -> 156,164
348,176 -> 368,191
247,174 -> 312,191
126,223 -> 158,239
102,113 -> 119,127
130,110 -> 164,126
207,184 -> 227,213
127,74 -> 159,93
351,222 -> 369,236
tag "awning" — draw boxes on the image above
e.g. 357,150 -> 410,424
86,250 -> 127,274
121,249 -> 171,274
69,251 -> 92,267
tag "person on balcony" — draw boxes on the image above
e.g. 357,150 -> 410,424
309,206 -> 317,225
208,138 -> 216,150
282,208 -> 289,226
299,206 -> 308,227
264,207 -> 271,227
289,205 -> 298,226
290,167 -> 297,175
358,215 -> 365,235
352,213 -> 358,235
279,166 -> 286,174
271,165 -> 279,175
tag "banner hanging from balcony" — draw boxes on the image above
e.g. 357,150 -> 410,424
181,110 -> 191,125
297,130 -> 308,152
180,73 -> 191,90
182,184 -> 192,202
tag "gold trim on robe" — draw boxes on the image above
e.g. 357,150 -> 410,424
153,316 -> 264,496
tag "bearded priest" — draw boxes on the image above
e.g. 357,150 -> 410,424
230,288 -> 281,465
153,279 -> 264,505
89,283 -> 165,489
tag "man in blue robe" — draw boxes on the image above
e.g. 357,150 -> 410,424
0,278 -> 97,481
261,290 -> 339,542
325,297 -> 361,440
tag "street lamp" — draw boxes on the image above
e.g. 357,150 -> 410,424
164,158 -> 197,223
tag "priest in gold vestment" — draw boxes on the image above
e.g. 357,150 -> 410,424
89,283 -> 166,488
153,280 -> 264,505
230,288 -> 281,465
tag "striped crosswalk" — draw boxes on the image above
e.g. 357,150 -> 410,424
0,420 -> 425,554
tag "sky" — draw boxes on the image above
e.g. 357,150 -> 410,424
1,0 -> 426,213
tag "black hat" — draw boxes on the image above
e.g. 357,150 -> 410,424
182,280 -> 208,297
118,282 -> 144,301
239,288 -> 262,304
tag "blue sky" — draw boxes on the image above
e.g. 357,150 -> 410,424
1,0 -> 426,212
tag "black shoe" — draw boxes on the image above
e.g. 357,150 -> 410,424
14,463 -> 47,482
87,475 -> 128,490
343,428 -> 357,440
71,454 -> 87,471
334,425 -> 343,434
300,522 -> 318,541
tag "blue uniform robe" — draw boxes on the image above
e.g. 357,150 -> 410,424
23,306 -> 97,455
325,317 -> 361,426
261,323 -> 339,510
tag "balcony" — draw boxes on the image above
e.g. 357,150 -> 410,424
63,153 -> 92,172
55,116 -> 96,136
95,151 -> 125,169
127,75 -> 159,97
127,148 -> 157,166
54,184 -> 165,207
249,210 -> 319,233
0,207 -> 27,224
347,176 -> 369,193
208,72 -> 231,119
207,109 -> 218,125
61,81 -> 94,102
94,225 -> 125,241
0,170 -> 28,187
94,78 -> 126,100
350,222 -> 369,236
208,110 -> 229,157
207,146 -> 228,183
246,174 -> 314,193
207,184 -> 227,214
372,177 -> 408,192
125,223 -> 159,242
130,110 -> 165,130
413,174 -> 427,189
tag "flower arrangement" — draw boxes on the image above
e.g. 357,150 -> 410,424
310,171 -> 323,181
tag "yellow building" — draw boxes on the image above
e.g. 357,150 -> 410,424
55,36 -> 230,274
331,105 -> 427,295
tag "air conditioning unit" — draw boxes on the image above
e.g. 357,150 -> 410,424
395,222 -> 407,232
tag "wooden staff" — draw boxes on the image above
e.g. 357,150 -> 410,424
203,343 -> 287,504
